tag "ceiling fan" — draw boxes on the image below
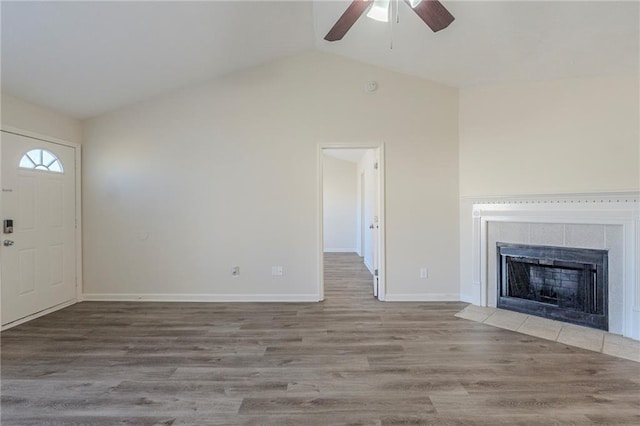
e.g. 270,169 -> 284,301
324,0 -> 455,42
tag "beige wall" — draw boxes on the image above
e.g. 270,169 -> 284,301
459,75 -> 639,196
82,51 -> 460,300
1,93 -> 82,144
323,155 -> 358,252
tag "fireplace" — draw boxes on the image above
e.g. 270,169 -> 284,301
497,243 -> 608,330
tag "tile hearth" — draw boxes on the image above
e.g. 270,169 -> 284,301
455,305 -> 640,363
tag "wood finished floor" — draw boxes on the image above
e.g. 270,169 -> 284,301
2,252 -> 639,425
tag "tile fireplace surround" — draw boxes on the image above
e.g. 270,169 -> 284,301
464,192 -> 639,341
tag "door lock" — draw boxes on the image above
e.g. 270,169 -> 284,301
3,219 -> 13,234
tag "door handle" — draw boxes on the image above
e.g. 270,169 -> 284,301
369,224 -> 374,229
3,240 -> 14,247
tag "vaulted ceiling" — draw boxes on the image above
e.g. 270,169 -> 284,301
2,1 -> 638,119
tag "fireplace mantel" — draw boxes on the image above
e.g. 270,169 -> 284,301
468,192 -> 639,340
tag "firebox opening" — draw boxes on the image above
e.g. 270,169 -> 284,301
497,243 -> 608,331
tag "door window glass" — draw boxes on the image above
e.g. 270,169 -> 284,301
19,149 -> 64,173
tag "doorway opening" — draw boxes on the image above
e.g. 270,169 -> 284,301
318,144 -> 385,301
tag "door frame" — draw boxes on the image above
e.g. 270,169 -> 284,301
0,126 -> 83,329
317,142 -> 386,301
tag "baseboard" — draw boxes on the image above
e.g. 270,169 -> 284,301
459,293 -> 474,303
82,293 -> 320,302
364,259 -> 374,274
323,248 -> 358,253
384,293 -> 461,302
1,299 -> 76,330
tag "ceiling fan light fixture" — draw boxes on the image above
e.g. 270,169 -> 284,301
323,0 -> 454,42
366,0 -> 390,23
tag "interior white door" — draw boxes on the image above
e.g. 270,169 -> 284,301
372,151 -> 379,298
1,132 -> 76,326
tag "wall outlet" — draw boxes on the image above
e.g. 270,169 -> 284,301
272,266 -> 284,276
232,266 -> 240,277
420,267 -> 428,279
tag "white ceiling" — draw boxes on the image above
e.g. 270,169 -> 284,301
315,0 -> 639,87
1,1 -> 638,119
1,1 -> 315,119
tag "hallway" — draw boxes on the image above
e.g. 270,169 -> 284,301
323,252 -> 375,305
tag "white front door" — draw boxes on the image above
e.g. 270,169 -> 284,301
1,132 -> 76,326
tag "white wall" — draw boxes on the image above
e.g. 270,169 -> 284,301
1,93 -> 83,144
323,155 -> 357,252
82,51 -> 459,301
458,75 -> 640,302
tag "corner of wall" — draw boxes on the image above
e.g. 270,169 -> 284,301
1,93 -> 83,144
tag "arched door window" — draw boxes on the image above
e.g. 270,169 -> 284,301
19,149 -> 64,173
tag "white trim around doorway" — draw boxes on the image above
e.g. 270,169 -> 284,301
318,142 -> 386,302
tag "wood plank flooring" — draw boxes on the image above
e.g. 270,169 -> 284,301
2,252 -> 639,425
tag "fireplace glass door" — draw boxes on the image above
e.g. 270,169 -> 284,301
497,243 -> 608,330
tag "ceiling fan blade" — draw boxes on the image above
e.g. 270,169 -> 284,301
405,0 -> 454,33
324,0 -> 373,42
